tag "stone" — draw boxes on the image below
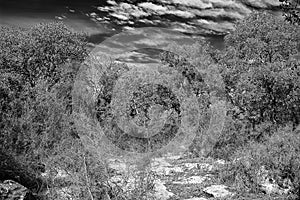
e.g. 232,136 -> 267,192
203,185 -> 233,198
184,163 -> 213,171
173,175 -> 208,185
0,180 -> 29,200
153,179 -> 174,200
151,157 -> 172,175
260,181 -> 287,195
107,158 -> 127,174
184,198 -> 207,200
257,166 -> 291,195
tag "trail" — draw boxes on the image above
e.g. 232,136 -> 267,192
107,152 -> 233,200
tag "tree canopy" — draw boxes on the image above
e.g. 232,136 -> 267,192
218,12 -> 300,128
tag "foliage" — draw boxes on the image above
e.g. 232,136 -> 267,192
223,12 -> 299,61
0,22 -> 87,86
1,11 -> 300,200
0,22 -> 92,199
0,21 -> 87,160
0,62 -> 112,200
212,13 -> 300,200
219,126 -> 300,199
160,41 -> 227,157
74,50 -> 201,156
125,170 -> 157,200
280,0 -> 300,25
218,12 -> 300,129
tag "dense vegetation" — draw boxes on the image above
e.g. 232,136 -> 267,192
0,22 -> 88,199
280,0 -> 300,25
0,11 -> 299,200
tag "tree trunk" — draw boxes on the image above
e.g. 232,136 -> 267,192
0,149 -> 47,197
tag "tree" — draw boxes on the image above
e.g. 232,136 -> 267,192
0,22 -> 88,198
0,22 -> 87,87
218,12 -> 300,128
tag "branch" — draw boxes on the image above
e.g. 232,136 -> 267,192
83,155 -> 94,200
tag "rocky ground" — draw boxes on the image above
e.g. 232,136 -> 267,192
105,152 -> 290,200
107,153 -> 232,200
0,151 -> 292,200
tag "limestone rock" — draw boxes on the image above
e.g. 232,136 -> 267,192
257,166 -> 292,195
173,175 -> 209,185
203,185 -> 233,198
153,179 -> 174,200
0,180 -> 29,200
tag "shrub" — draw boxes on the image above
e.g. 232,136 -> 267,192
219,126 -> 300,199
280,0 -> 300,25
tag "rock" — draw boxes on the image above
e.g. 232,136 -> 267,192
165,166 -> 184,175
153,179 -> 174,200
151,157 -> 173,175
257,166 -> 292,195
203,185 -> 233,198
184,162 -> 214,171
0,180 -> 29,200
164,154 -> 183,160
150,156 -> 186,175
108,158 -> 128,174
184,198 -> 207,200
260,181 -> 290,195
173,175 -> 208,185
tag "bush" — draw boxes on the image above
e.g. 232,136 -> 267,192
219,126 -> 300,199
